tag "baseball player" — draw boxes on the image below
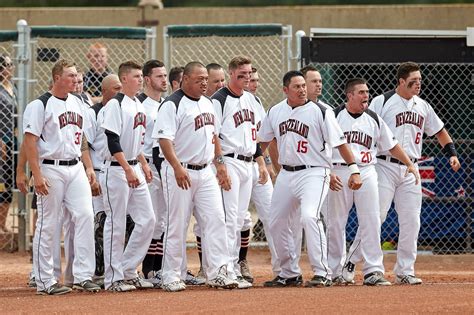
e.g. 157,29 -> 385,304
98,61 -> 155,292
83,74 -> 122,287
343,62 -> 461,285
259,70 -> 362,287
327,78 -> 419,286
136,59 -> 167,286
153,61 -> 238,292
211,56 -> 268,289
168,66 -> 184,93
23,59 -> 100,295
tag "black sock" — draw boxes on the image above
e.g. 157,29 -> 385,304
154,232 -> 164,271
196,236 -> 203,266
142,239 -> 158,278
239,229 -> 250,262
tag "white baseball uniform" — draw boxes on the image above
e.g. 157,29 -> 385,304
98,93 -> 155,289
211,87 -> 263,279
259,99 -> 346,279
153,89 -> 231,285
347,90 -> 444,277
327,104 -> 397,279
23,92 -> 95,292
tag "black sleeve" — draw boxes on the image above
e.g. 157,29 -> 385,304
105,130 -> 123,155
253,143 -> 263,159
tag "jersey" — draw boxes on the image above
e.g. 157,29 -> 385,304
23,92 -> 88,160
212,87 -> 263,156
137,93 -> 164,158
83,102 -> 106,168
332,104 -> 397,166
153,89 -> 218,165
99,93 -> 146,161
369,91 -> 444,159
259,99 -> 346,168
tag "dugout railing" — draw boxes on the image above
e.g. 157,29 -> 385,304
300,28 -> 473,254
0,20 -> 156,252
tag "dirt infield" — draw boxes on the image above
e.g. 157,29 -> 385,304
1,248 -> 473,314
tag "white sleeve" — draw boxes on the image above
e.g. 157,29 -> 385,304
153,101 -> 177,141
368,94 -> 384,115
376,115 -> 398,152
83,108 -> 97,143
258,111 -> 275,142
322,109 -> 346,148
100,99 -> 122,136
23,100 -> 45,137
424,102 -> 444,137
212,99 -> 223,131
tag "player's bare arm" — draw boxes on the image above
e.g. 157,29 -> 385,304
336,143 -> 362,190
137,153 -> 153,184
15,141 -> 29,194
329,173 -> 343,192
159,138 -> 191,190
80,134 -> 97,186
388,143 -> 420,185
435,128 -> 461,172
114,151 -> 140,188
213,134 -> 231,191
24,133 -> 50,196
268,138 -> 281,174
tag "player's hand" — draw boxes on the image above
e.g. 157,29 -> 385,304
215,163 -> 231,191
91,181 -> 102,196
348,173 -> 362,190
174,164 -> 191,190
33,175 -> 51,196
449,156 -> 461,172
404,163 -> 420,185
329,173 -> 343,191
16,171 -> 29,194
142,163 -> 153,184
258,164 -> 269,185
125,167 -> 140,189
266,164 -> 276,182
85,167 -> 96,186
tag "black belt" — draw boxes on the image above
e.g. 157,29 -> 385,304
377,155 -> 418,165
225,153 -> 253,163
110,159 -> 139,167
182,163 -> 207,171
333,163 -> 348,166
94,168 -> 101,172
43,158 -> 79,166
282,165 -> 317,172
145,157 -> 153,164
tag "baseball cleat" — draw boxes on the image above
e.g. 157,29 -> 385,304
396,275 -> 422,285
239,259 -> 254,283
236,276 -> 252,289
263,275 -> 303,287
92,275 -> 105,289
185,270 -> 206,285
342,261 -> 356,282
332,275 -> 354,286
363,272 -> 391,286
124,276 -> 154,289
162,281 -> 186,292
107,280 -> 136,292
195,267 -> 206,284
28,275 -> 37,288
73,280 -> 101,292
208,265 -> 238,289
37,283 -> 72,296
305,275 -> 332,288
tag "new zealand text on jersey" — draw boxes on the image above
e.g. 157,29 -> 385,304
133,112 -> 146,129
58,111 -> 83,129
395,111 -> 424,129
194,112 -> 215,131
344,131 -> 373,149
279,119 -> 309,139
233,109 -> 255,128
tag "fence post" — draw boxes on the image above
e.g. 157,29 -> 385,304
15,19 -> 30,253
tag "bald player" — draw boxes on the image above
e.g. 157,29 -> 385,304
83,74 -> 122,286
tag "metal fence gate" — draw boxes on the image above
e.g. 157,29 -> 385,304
301,28 -> 473,254
0,20 -> 156,251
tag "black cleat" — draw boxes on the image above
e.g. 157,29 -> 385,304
263,275 -> 303,287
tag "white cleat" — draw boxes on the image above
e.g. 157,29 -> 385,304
396,275 -> 422,285
342,261 -> 356,283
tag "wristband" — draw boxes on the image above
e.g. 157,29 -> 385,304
348,163 -> 360,174
264,156 -> 272,165
442,142 -> 457,157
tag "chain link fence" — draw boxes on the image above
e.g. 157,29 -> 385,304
312,62 -> 472,254
0,23 -> 156,252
